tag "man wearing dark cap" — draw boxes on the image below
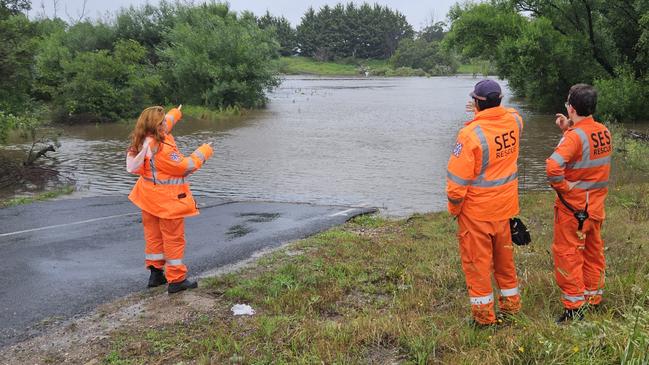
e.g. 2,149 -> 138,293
446,79 -> 525,326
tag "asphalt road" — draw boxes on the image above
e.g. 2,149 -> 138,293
0,196 -> 375,348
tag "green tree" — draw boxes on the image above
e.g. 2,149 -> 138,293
257,11 -> 296,56
0,11 -> 37,114
113,1 -> 178,64
158,2 -> 279,108
0,0 -> 30,17
445,2 -> 525,63
297,2 -> 413,60
390,37 -> 458,75
447,1 -> 649,117
54,39 -> 161,122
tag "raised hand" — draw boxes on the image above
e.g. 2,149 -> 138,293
555,113 -> 572,131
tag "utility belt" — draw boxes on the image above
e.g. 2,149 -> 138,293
555,189 -> 589,240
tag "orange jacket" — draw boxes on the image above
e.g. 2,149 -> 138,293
127,108 -> 214,219
446,106 -> 523,221
546,117 -> 611,220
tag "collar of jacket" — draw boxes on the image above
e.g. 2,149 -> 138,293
465,106 -> 509,126
570,116 -> 595,129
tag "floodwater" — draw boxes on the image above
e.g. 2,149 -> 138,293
2,76 -> 573,216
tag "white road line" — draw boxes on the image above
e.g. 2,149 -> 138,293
329,208 -> 356,217
0,212 -> 140,238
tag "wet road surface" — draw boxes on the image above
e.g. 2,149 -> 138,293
0,196 -> 375,347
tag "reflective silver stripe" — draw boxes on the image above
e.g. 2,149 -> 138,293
448,170 -> 517,188
447,170 -> 473,186
193,149 -> 206,163
143,177 -> 186,185
562,293 -> 585,303
574,180 -> 608,190
166,259 -> 183,266
550,152 -> 566,168
184,158 -> 196,176
145,253 -> 164,261
563,128 -> 610,170
150,153 -> 158,184
447,196 -> 463,205
584,289 -> 603,296
474,126 -> 489,177
473,172 -> 518,188
567,156 -> 611,169
470,293 -> 494,305
500,287 -> 519,297
548,175 -> 564,183
573,128 -> 590,163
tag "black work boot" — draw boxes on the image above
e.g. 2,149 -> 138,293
147,266 -> 167,288
168,279 -> 198,294
556,307 -> 585,323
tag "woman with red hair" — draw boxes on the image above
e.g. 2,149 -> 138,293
126,105 -> 213,293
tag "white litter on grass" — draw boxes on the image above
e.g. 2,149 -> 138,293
231,304 -> 255,316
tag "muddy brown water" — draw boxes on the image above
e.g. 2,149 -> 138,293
0,76 -> 598,216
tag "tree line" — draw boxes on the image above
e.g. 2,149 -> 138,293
0,0 -> 280,142
2,0 -> 460,145
445,0 -> 649,122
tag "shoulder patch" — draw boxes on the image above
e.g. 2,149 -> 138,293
452,142 -> 463,157
169,151 -> 181,162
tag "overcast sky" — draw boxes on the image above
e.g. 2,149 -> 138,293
29,0 -> 460,29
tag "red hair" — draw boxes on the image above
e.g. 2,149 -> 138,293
129,106 -> 165,153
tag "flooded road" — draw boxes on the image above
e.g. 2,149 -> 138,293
3,76 -> 570,216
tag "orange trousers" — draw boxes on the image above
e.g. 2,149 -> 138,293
457,214 -> 521,324
142,210 -> 188,284
553,207 -> 605,309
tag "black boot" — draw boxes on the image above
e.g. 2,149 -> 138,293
168,279 -> 198,294
556,308 -> 585,323
147,266 -> 167,288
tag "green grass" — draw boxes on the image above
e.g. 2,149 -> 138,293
174,104 -> 245,121
458,61 -> 496,76
277,56 -> 362,76
1,185 -> 74,207
101,129 -> 649,364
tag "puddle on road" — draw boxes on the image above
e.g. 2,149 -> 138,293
226,224 -> 253,239
226,213 -> 281,239
238,212 -> 281,223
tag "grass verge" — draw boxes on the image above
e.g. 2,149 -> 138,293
175,105 -> 246,121
457,61 -> 496,76
100,131 -> 649,363
0,185 -> 74,208
277,56 -> 362,76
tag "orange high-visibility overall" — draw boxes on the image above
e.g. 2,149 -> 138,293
446,106 -> 524,324
546,117 -> 611,309
127,108 -> 213,283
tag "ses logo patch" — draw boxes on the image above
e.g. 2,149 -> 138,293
452,142 -> 463,157
169,152 -> 182,162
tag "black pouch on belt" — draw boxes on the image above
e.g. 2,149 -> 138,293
510,217 -> 532,246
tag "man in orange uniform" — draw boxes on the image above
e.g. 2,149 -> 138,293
546,84 -> 611,322
446,79 -> 524,326
127,105 -> 214,293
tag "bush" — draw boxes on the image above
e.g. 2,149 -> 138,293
54,39 -> 161,123
595,67 -> 649,123
158,3 -> 279,108
390,38 -> 457,75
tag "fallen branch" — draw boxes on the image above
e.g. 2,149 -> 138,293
24,145 -> 56,166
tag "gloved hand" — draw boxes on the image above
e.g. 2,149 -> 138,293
510,218 -> 532,246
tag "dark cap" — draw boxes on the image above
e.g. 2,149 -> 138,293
470,79 -> 503,101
